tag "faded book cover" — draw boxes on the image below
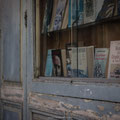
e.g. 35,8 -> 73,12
95,0 -> 104,20
70,47 -> 88,77
78,47 -> 88,78
71,47 -> 78,77
66,47 -> 72,77
68,0 -> 84,27
53,0 -> 67,31
108,41 -> 120,78
84,0 -> 96,24
52,49 -> 64,77
96,0 -> 116,21
94,48 -> 109,78
45,50 -> 53,77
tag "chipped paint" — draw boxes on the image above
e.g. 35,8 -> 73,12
84,99 -> 92,103
1,85 -> 23,103
114,105 -> 120,112
29,93 -> 120,120
29,93 -> 99,119
97,105 -> 104,111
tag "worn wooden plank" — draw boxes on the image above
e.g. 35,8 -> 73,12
31,80 -> 120,103
29,92 -> 120,120
1,86 -> 23,103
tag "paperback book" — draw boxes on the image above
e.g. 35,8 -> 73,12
68,0 -> 84,27
94,48 -> 109,78
108,41 -> 120,78
96,0 -> 116,21
77,47 -> 88,77
45,50 -> 53,77
52,49 -> 64,76
66,47 -> 72,77
69,47 -> 88,78
53,0 -> 67,31
84,0 -> 96,23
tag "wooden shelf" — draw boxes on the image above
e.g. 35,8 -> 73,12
41,15 -> 120,35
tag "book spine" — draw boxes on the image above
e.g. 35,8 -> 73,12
45,50 -> 53,77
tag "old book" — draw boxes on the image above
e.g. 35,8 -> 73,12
70,47 -> 88,77
96,0 -> 116,21
49,0 -> 59,32
87,46 -> 94,78
71,47 -> 78,77
66,46 -> 73,77
84,0 -> 96,24
53,0 -> 67,31
78,47 -> 88,77
61,0 -> 69,29
67,46 -> 94,78
68,0 -> 84,27
45,50 -> 53,77
42,0 -> 53,33
95,0 -> 104,20
108,41 -> 120,78
61,49 -> 67,76
94,48 -> 109,78
52,49 -> 64,77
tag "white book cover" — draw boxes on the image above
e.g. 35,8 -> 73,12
108,41 -> 120,78
78,47 -> 88,77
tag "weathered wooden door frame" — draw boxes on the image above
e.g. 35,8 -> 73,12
0,0 -> 27,119
26,0 -> 120,119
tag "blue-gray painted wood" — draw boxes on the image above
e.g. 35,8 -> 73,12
1,0 -> 20,82
27,0 -> 35,119
3,109 -> 19,120
1,100 -> 22,120
20,0 -> 27,120
0,0 -> 27,119
31,82 -> 120,103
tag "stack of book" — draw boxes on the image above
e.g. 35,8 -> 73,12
42,0 -> 120,33
45,41 -> 120,79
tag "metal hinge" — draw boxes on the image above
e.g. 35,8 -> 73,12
24,10 -> 27,28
